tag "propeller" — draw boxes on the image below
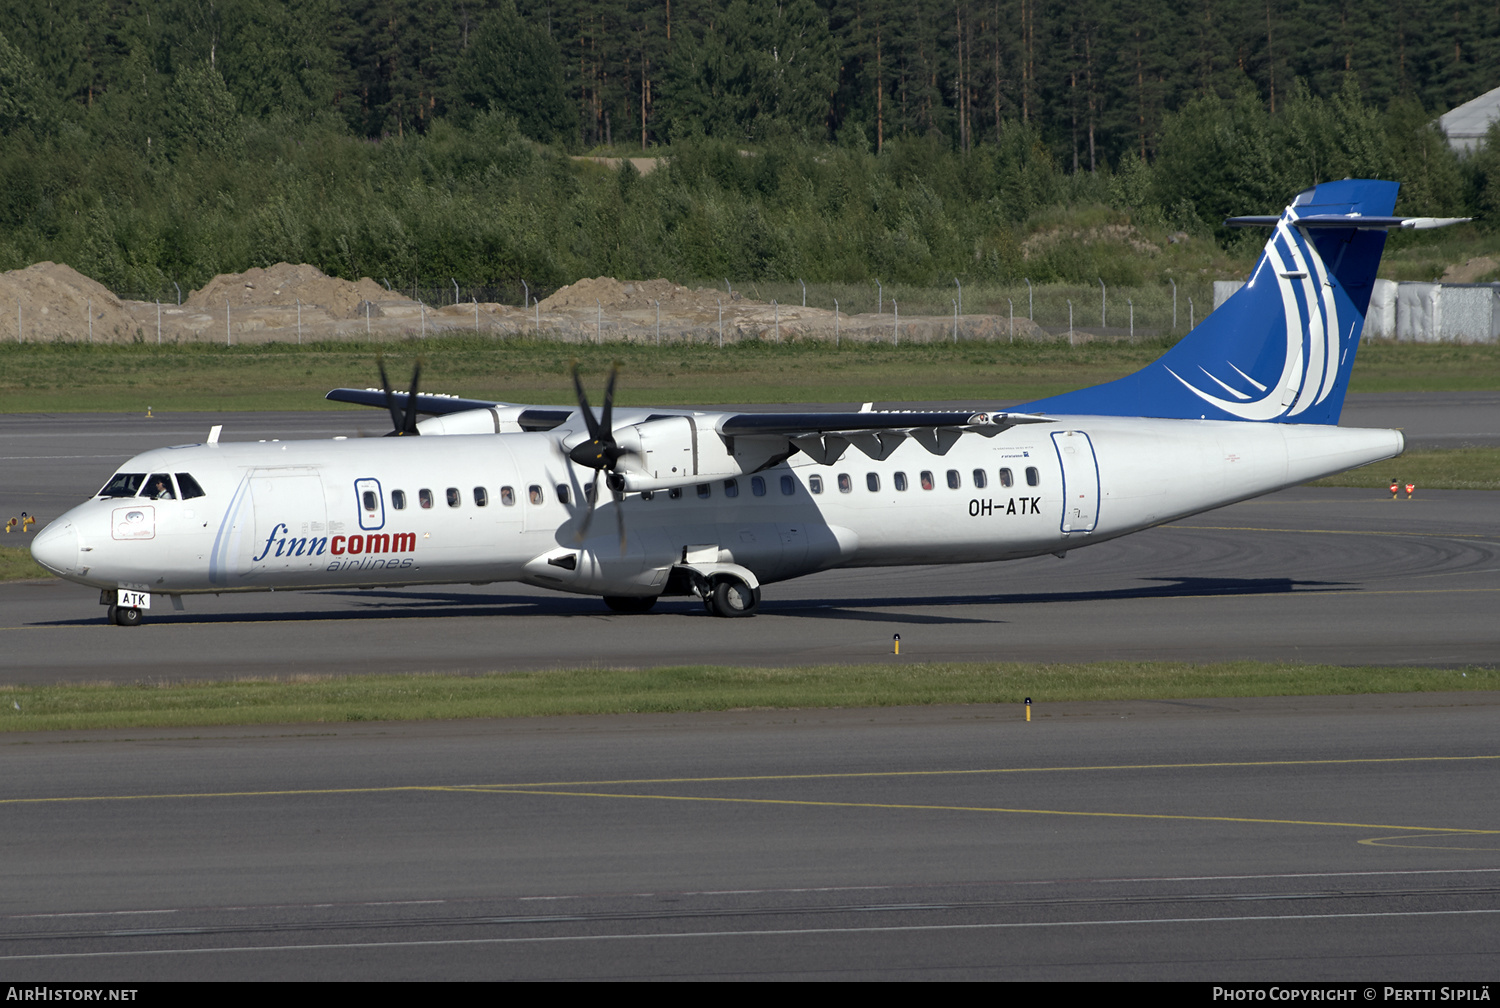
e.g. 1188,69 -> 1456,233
568,363 -> 631,552
377,355 -> 423,436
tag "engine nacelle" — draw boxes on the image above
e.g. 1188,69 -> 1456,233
416,406 -> 536,435
610,416 -> 791,492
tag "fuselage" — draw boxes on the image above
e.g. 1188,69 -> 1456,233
31,414 -> 1403,602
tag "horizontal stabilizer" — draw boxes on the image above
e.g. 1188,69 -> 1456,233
1227,214 -> 1472,230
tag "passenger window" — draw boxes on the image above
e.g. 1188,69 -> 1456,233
697,483 -> 711,499
99,473 -> 145,498
473,487 -> 488,506
446,487 -> 461,508
556,485 -> 570,505
391,489 -> 407,510
584,482 -> 597,504
973,469 -> 987,489
946,470 -> 961,490
528,485 -> 543,505
146,473 -> 176,500
999,468 -> 1013,488
866,473 -> 880,492
1026,467 -> 1040,487
751,476 -> 766,497
724,478 -> 739,498
837,473 -> 852,493
500,486 -> 515,506
920,471 -> 934,490
419,488 -> 434,509
809,475 -> 823,494
780,475 -> 795,495
175,473 -> 206,499
362,489 -> 378,512
894,472 -> 908,491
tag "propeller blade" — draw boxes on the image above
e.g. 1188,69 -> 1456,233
377,356 -> 403,435
404,360 -> 423,435
572,490 -> 596,544
613,486 -> 627,556
571,364 -> 602,440
565,365 -> 630,554
600,363 -> 617,435
377,356 -> 423,436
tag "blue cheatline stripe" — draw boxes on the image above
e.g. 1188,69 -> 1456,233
208,474 -> 251,586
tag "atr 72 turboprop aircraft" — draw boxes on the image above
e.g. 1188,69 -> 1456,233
32,180 -> 1467,625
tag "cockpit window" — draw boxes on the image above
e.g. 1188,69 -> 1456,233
99,473 -> 145,498
175,473 -> 205,499
145,474 -> 176,499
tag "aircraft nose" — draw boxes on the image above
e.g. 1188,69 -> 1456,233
30,520 -> 80,576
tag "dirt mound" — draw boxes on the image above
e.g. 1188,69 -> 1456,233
186,263 -> 397,319
539,277 -> 746,313
1021,223 -> 1160,259
1440,256 -> 1499,283
0,262 -> 143,341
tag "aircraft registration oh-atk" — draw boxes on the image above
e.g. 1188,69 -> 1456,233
32,180 -> 1469,625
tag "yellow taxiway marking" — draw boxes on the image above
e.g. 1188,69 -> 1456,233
3,755 -> 1496,842
4,754 -> 1497,805
1167,524 -> 1493,539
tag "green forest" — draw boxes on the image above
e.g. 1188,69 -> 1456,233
2,0 -> 1499,300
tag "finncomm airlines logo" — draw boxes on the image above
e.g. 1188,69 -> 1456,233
251,522 -> 417,571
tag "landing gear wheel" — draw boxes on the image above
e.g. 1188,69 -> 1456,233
604,595 -> 657,614
710,579 -> 760,618
112,605 -> 143,627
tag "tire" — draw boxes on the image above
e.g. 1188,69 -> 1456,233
114,606 -> 143,627
710,579 -> 760,617
603,595 -> 657,614
105,604 -> 118,625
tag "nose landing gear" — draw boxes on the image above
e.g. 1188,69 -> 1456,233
106,604 -> 143,627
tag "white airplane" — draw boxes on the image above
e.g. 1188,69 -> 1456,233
31,179 -> 1466,625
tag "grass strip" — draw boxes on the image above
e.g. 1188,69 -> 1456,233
0,544 -> 48,581
1,662 -> 1493,733
1309,447 -> 1500,491
3,338 -> 1498,413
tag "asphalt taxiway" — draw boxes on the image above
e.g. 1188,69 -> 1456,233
1,399 -> 1496,980
2,696 -> 1497,980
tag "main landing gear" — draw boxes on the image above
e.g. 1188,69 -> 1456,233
705,578 -> 760,618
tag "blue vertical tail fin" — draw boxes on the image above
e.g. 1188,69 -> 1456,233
1021,179 -> 1403,425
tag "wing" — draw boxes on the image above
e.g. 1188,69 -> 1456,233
325,388 -> 503,416
715,409 -> 1054,464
